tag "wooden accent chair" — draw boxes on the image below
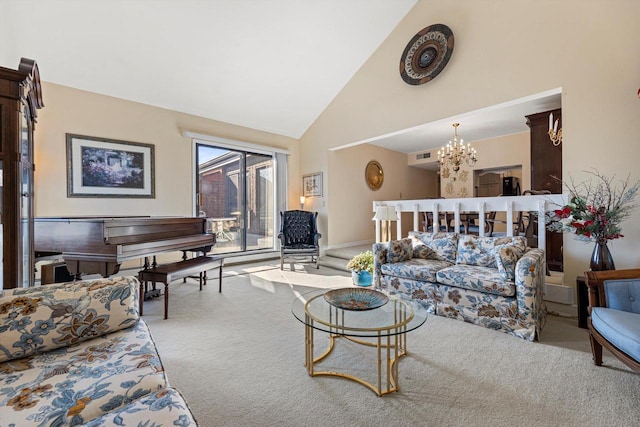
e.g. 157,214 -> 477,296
584,269 -> 640,373
278,210 -> 321,270
422,212 -> 454,233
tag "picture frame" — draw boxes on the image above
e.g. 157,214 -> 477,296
302,172 -> 323,197
66,134 -> 155,198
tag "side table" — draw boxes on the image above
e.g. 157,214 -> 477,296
577,276 -> 588,329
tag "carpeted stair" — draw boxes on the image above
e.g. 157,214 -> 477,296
319,244 -> 373,272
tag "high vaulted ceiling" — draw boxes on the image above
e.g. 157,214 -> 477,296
0,0 -> 417,139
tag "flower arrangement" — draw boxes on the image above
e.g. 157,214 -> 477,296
346,250 -> 374,274
546,169 -> 640,243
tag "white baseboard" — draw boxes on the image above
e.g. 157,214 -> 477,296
544,282 -> 574,305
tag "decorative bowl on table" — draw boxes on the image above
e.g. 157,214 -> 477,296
323,288 -> 389,311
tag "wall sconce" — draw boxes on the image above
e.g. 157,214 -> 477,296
299,195 -> 306,210
372,205 -> 398,242
548,112 -> 562,146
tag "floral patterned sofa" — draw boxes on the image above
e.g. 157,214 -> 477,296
0,277 -> 198,426
373,232 -> 547,341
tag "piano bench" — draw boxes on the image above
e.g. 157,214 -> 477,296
138,255 -> 224,319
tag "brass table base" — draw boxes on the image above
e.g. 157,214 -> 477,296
304,316 -> 408,397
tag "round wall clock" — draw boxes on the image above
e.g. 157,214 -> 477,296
399,23 -> 454,85
365,160 -> 384,191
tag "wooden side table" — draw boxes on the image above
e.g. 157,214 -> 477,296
577,276 -> 588,329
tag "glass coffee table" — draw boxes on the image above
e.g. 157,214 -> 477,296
291,287 -> 428,396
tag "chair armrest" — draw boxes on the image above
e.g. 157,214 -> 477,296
513,248 -> 546,338
373,242 -> 389,288
313,232 -> 322,245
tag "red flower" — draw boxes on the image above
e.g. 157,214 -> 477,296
555,206 -> 571,218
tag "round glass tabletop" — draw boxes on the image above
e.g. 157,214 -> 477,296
291,287 -> 428,338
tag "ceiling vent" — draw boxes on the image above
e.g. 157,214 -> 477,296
416,152 -> 431,160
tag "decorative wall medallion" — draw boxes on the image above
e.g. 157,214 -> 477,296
458,170 -> 469,183
365,160 -> 384,190
400,24 -> 454,85
441,167 -> 450,179
458,187 -> 468,198
445,182 -> 454,195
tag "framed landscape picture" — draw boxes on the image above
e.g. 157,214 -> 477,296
66,134 -> 155,198
303,172 -> 322,197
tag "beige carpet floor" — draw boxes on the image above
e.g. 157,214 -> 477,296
137,261 -> 640,427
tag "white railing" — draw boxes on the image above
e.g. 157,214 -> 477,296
373,195 -> 568,250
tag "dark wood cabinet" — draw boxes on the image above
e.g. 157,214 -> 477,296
0,58 -> 44,289
526,109 -> 563,271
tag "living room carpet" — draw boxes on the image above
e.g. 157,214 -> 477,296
138,261 -> 640,427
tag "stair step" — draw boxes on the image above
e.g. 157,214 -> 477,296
320,244 -> 374,272
324,244 -> 373,260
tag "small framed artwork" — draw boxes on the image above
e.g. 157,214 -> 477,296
303,172 -> 323,197
66,134 -> 155,198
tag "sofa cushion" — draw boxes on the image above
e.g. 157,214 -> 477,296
381,258 -> 453,283
387,238 -> 413,263
0,319 -> 167,426
408,231 -> 458,263
456,235 -> 527,268
436,264 -> 516,297
0,277 -> 139,363
495,244 -> 526,281
591,307 -> 640,362
82,387 -> 198,427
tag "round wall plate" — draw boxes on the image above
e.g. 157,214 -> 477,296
365,160 -> 384,191
400,23 -> 454,85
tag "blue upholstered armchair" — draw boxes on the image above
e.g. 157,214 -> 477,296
278,210 -> 321,270
585,269 -> 640,373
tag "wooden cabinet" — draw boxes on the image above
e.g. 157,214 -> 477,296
0,58 -> 44,289
526,109 -> 563,271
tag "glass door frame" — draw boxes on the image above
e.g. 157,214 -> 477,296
193,139 -> 278,256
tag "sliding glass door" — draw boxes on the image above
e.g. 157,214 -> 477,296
196,144 -> 274,254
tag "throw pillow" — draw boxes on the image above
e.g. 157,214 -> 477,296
387,238 -> 413,263
408,231 -> 458,263
410,235 -> 438,259
495,244 -> 525,281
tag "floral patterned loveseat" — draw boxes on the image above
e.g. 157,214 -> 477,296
373,232 -> 547,341
0,277 -> 198,426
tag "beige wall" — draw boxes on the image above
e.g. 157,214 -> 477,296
325,144 -> 435,247
300,0 -> 640,288
35,82 -> 300,218
441,132 -> 530,198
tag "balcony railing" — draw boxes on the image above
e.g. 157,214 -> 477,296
373,194 -> 568,251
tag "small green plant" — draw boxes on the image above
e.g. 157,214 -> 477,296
346,250 -> 374,274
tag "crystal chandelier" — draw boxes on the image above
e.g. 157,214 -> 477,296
437,123 -> 477,173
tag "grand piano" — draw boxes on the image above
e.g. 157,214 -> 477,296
34,216 -> 216,278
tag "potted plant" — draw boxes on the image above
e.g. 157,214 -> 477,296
346,250 -> 374,287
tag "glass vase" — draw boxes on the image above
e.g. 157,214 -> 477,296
590,239 -> 616,271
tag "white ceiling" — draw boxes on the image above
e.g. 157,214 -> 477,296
1,1 -> 561,154
0,0 -> 417,139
